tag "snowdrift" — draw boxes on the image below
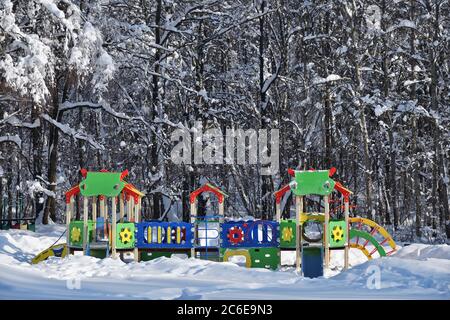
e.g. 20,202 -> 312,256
0,225 -> 448,300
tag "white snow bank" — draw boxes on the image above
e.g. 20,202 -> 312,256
0,224 -> 65,265
393,243 -> 450,260
0,226 -> 448,300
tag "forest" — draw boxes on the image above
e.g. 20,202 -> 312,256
0,0 -> 449,242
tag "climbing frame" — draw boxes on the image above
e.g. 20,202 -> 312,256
64,169 -> 144,260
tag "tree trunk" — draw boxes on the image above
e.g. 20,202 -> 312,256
42,92 -> 62,224
149,0 -> 163,219
388,127 -> 398,228
182,168 -> 190,222
349,1 -> 373,220
402,170 -> 410,223
31,103 -> 44,220
412,116 -> 422,237
42,72 -> 71,224
324,85 -> 333,168
381,0 -> 397,228
0,174 -> 3,220
7,163 -> 13,220
437,141 -> 449,227
258,0 -> 274,219
75,107 -> 84,221
428,2 -> 449,231
359,103 -> 374,220
409,0 -> 421,237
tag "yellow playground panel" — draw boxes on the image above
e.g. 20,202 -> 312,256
222,249 -> 252,268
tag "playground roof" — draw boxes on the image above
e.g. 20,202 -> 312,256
65,170 -> 144,203
274,168 -> 353,202
334,181 -> 353,199
190,183 -> 227,204
122,183 -> 145,203
274,184 -> 291,204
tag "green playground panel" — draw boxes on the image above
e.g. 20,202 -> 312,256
140,251 -> 172,261
291,170 -> 335,196
27,223 -> 36,232
349,228 -> 386,257
280,219 -> 296,248
328,220 -> 347,248
90,249 -> 108,259
249,248 -> 280,270
116,222 -> 135,249
69,220 -> 95,247
196,251 -> 221,262
79,172 -> 126,197
220,248 -> 279,269
140,251 -> 191,261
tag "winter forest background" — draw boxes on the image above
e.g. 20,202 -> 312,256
0,0 -> 449,242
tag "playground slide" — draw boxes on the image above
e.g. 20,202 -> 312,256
31,243 -> 68,265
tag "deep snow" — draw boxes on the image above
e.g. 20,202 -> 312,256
0,225 -> 449,300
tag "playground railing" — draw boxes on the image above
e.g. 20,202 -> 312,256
220,220 -> 279,248
135,221 -> 193,249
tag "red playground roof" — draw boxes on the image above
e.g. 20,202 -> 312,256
190,183 -> 227,204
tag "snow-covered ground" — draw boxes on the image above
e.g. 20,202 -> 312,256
0,225 -> 449,300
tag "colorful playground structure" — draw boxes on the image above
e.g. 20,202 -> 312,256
32,168 -> 397,277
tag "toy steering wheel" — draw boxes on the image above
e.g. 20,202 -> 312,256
227,226 -> 244,245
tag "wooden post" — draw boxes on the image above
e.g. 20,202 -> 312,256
344,197 -> 350,270
295,195 -> 303,272
134,197 -> 140,262
83,197 -> 89,255
275,200 -> 282,270
218,201 -> 224,218
138,197 -> 142,221
324,195 -> 330,269
70,198 -> 75,249
127,198 -> 132,221
71,197 -> 75,220
190,200 -> 197,259
275,202 -> 281,223
66,197 -> 72,246
92,197 -> 97,225
119,196 -> 125,222
130,200 -> 135,222
111,197 -> 117,259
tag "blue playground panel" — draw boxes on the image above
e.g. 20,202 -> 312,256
135,221 -> 193,249
301,246 -> 324,278
220,220 -> 279,248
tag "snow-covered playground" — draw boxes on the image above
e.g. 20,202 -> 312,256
0,224 -> 448,300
